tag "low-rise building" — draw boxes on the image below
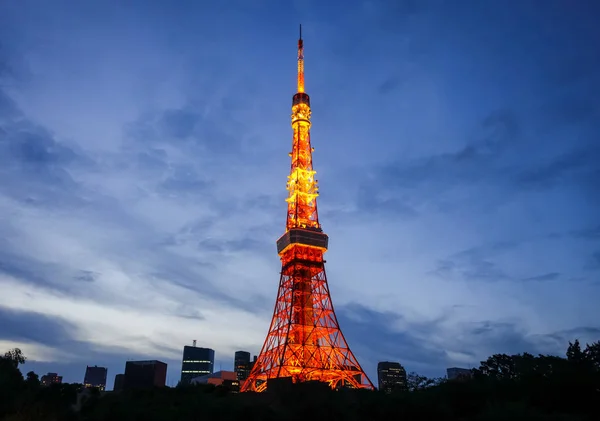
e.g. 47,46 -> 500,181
191,370 -> 239,392
41,372 -> 63,386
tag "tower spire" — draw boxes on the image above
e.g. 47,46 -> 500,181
240,28 -> 374,394
297,24 -> 305,93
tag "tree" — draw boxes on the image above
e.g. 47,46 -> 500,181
0,350 -> 25,418
584,341 -> 600,370
431,376 -> 447,386
25,371 -> 40,386
3,348 -> 26,367
405,372 -> 436,391
566,339 -> 584,363
476,353 -> 516,379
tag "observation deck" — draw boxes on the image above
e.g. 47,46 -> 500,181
277,227 -> 328,254
293,92 -> 310,107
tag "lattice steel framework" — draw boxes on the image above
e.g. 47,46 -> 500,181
241,26 -> 374,393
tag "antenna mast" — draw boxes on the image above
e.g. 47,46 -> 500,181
297,24 -> 305,93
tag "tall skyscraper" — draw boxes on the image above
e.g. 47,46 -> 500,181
234,351 -> 251,381
123,360 -> 167,389
377,362 -> 407,393
83,365 -> 108,391
180,344 -> 214,385
241,25 -> 373,393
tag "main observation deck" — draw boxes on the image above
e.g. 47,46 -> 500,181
276,227 -> 329,255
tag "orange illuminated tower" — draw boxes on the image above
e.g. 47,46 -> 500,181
241,26 -> 374,393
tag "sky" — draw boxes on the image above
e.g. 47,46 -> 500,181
0,0 -> 599,389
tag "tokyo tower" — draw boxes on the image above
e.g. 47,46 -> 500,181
241,26 -> 374,393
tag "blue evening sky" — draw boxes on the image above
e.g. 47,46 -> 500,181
0,0 -> 599,389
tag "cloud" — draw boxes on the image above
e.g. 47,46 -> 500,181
337,303 -> 600,379
0,248 -> 79,296
7,313 -> 215,386
0,307 -> 78,348
522,272 -> 560,282
584,252 -> 600,271
359,105 -> 586,210
0,79 -> 275,317
572,226 -> 600,240
0,306 -> 178,388
160,108 -> 200,139
74,270 -> 98,283
377,77 -> 403,95
514,146 -> 600,190
431,241 -> 517,282
127,104 -> 241,155
347,109 -> 523,217
433,258 -> 508,283
0,92 -> 94,215
337,303 -> 449,377
0,39 -> 278,386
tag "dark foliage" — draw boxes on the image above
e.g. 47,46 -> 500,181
1,341 -> 599,421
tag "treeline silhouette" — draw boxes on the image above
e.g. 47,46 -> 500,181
1,340 -> 599,421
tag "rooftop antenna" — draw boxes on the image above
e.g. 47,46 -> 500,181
193,339 -> 196,347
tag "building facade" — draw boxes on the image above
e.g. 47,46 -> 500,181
377,362 -> 407,393
41,372 -> 62,386
447,367 -> 472,380
83,365 -> 108,391
234,351 -> 251,381
113,373 -> 125,392
40,372 -> 62,386
123,360 -> 167,389
191,370 -> 239,392
180,345 -> 214,384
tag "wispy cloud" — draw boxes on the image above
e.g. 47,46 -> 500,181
338,303 -> 600,379
522,272 -> 561,282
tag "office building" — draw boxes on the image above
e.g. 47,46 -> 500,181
180,343 -> 214,384
40,372 -> 63,386
123,360 -> 167,389
447,367 -> 472,380
83,365 -> 108,391
234,351 -> 251,381
377,361 -> 407,393
113,373 -> 125,392
191,370 -> 239,392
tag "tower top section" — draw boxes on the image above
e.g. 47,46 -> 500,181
293,24 -> 310,107
297,24 -> 305,94
284,25 -> 320,235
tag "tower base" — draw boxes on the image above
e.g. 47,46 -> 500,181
241,244 -> 373,393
